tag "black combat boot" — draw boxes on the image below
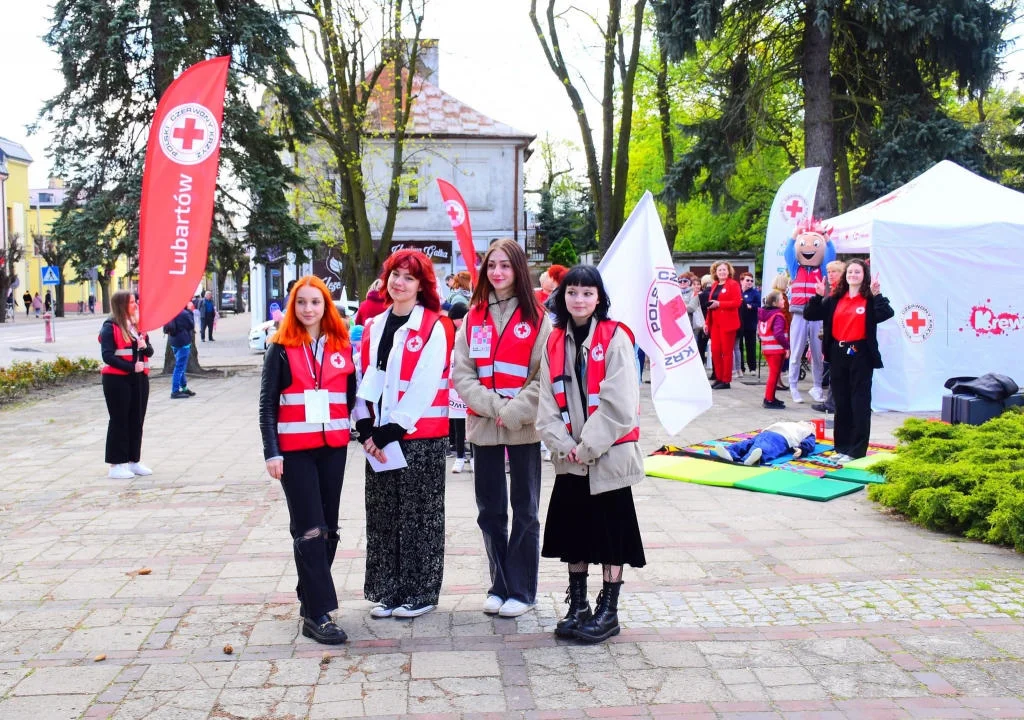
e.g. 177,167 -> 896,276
554,572 -> 591,638
573,581 -> 622,643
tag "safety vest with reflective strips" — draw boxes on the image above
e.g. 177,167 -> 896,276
546,320 -> 640,445
464,304 -> 541,416
277,344 -> 354,451
757,309 -> 786,354
790,266 -> 823,308
100,324 -> 136,376
360,308 -> 450,440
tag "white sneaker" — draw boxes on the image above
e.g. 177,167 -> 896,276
543,447 -> 552,462
735,368 -> 744,378
712,445 -> 733,462
832,453 -> 852,464
809,386 -> 825,403
370,604 -> 396,619
790,388 -> 804,404
108,464 -> 134,479
392,602 -> 435,618
128,462 -> 153,476
482,595 -> 504,615
742,447 -> 763,466
497,598 -> 535,617
452,458 -> 465,474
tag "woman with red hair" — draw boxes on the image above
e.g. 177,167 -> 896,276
259,275 -> 355,645
354,249 -> 451,619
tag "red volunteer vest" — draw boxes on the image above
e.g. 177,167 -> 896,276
757,311 -> 786,354
100,324 -> 134,376
790,266 -> 823,308
546,320 -> 640,445
277,343 -> 354,452
360,308 -> 450,440
465,304 -> 541,416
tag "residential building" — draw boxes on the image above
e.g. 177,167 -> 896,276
1,136 -> 32,307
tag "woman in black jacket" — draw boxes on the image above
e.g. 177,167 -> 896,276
259,276 -> 356,645
804,259 -> 894,461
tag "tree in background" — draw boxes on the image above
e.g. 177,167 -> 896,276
0,235 -> 25,324
275,0 -> 426,295
531,0 -> 647,252
548,238 -> 579,267
33,233 -> 75,318
38,0 -> 317,317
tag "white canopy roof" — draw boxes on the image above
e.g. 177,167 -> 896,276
829,160 -> 1024,253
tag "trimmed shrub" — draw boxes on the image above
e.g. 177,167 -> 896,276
0,356 -> 101,404
869,409 -> 1024,551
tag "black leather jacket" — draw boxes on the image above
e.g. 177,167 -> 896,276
258,342 -> 357,459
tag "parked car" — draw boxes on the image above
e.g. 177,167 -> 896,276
221,290 -> 239,314
249,319 -> 276,353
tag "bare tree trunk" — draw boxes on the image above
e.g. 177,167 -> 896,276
656,43 -> 678,252
801,11 -> 837,219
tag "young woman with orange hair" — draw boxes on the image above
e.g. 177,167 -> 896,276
259,275 -> 355,645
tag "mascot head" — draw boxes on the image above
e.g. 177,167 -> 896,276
784,216 -> 836,276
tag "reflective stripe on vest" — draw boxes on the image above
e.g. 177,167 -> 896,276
790,267 -> 822,306
546,320 -> 640,445
465,304 -> 539,416
360,308 -> 450,440
100,325 -> 134,376
277,344 -> 354,452
758,315 -> 785,354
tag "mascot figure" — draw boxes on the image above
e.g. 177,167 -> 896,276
784,216 -> 835,403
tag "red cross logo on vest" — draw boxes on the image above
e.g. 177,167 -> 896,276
406,336 -> 424,353
330,352 -> 346,369
591,343 -> 605,362
513,321 -> 532,339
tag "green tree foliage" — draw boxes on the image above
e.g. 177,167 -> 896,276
652,0 -> 1014,215
548,238 -> 579,267
39,0 -> 317,313
869,411 -> 1024,552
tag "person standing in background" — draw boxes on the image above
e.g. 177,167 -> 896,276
163,305 -> 196,399
200,290 -> 216,341
23,290 -> 33,316
705,262 -> 742,389
737,272 -> 761,376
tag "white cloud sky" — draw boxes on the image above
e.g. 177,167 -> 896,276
1,2 -> 1021,190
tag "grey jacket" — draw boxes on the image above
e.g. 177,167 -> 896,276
537,320 -> 644,494
452,294 -> 552,446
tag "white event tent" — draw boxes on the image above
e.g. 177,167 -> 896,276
827,160 -> 1024,412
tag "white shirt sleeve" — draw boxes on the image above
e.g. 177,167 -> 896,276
388,320 -> 448,432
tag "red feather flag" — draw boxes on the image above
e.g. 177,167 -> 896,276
138,56 -> 230,332
436,178 -> 478,285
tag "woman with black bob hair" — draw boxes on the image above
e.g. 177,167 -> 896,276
536,264 -> 646,643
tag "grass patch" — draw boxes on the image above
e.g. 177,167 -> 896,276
0,357 -> 101,405
974,581 -> 994,592
868,409 -> 1024,552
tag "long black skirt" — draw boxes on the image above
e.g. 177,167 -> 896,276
541,473 -> 646,568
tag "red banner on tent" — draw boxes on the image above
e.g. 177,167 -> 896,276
436,178 -> 477,285
138,56 -> 230,332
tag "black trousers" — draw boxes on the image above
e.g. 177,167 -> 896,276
472,442 -> 542,604
450,418 -> 467,459
697,331 -> 709,368
738,325 -> 758,372
103,373 -> 144,464
280,445 -> 347,619
830,344 -> 874,458
201,313 -> 215,340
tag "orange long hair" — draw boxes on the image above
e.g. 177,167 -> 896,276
271,275 -> 351,351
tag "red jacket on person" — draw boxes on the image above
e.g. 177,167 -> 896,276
354,290 -> 388,325
705,278 -> 742,334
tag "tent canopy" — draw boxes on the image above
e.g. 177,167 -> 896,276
829,161 -> 1024,253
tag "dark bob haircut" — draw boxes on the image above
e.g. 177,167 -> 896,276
551,264 -> 611,329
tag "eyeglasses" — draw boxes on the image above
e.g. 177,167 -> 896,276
680,279 -> 691,284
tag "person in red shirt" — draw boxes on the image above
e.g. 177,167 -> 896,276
705,261 -> 742,389
804,259 -> 894,461
354,279 -> 388,325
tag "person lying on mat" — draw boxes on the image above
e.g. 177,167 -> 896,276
713,421 -> 816,467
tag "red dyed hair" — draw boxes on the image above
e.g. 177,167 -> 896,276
547,264 -> 568,285
379,249 -> 441,312
271,275 -> 351,351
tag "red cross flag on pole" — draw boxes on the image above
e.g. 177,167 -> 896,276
137,55 -> 230,332
436,178 -> 478,286
598,192 -> 712,434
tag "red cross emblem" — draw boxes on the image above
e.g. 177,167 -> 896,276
905,311 -> 927,334
658,294 -> 689,346
785,199 -> 804,218
172,117 -> 205,150
444,200 -> 465,227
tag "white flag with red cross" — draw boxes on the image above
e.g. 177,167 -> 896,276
598,192 -> 712,435
762,167 -> 821,293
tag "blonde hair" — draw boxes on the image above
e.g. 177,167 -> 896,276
701,274 -> 713,289
826,260 -> 847,274
710,261 -> 735,280
771,272 -> 790,293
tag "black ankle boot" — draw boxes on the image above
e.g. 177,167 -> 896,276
302,613 -> 348,645
573,581 -> 622,643
555,572 -> 591,638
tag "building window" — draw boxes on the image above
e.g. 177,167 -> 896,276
399,164 -> 424,208
37,192 -> 53,204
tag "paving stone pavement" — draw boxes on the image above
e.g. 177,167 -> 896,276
1,329 -> 1023,719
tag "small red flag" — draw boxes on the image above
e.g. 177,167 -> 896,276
436,178 -> 478,286
138,56 -> 230,332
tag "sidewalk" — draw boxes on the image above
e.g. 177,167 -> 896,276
1,360 -> 1023,719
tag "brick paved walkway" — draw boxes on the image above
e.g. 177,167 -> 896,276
1,358 -> 1022,719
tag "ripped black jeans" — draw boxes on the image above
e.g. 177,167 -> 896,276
281,445 -> 347,619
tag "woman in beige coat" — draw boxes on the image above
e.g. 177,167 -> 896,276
537,265 -> 645,643
452,239 -> 552,618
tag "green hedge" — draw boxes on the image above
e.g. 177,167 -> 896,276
0,357 -> 101,404
869,409 -> 1024,552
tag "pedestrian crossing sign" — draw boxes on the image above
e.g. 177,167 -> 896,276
41,266 -> 61,285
